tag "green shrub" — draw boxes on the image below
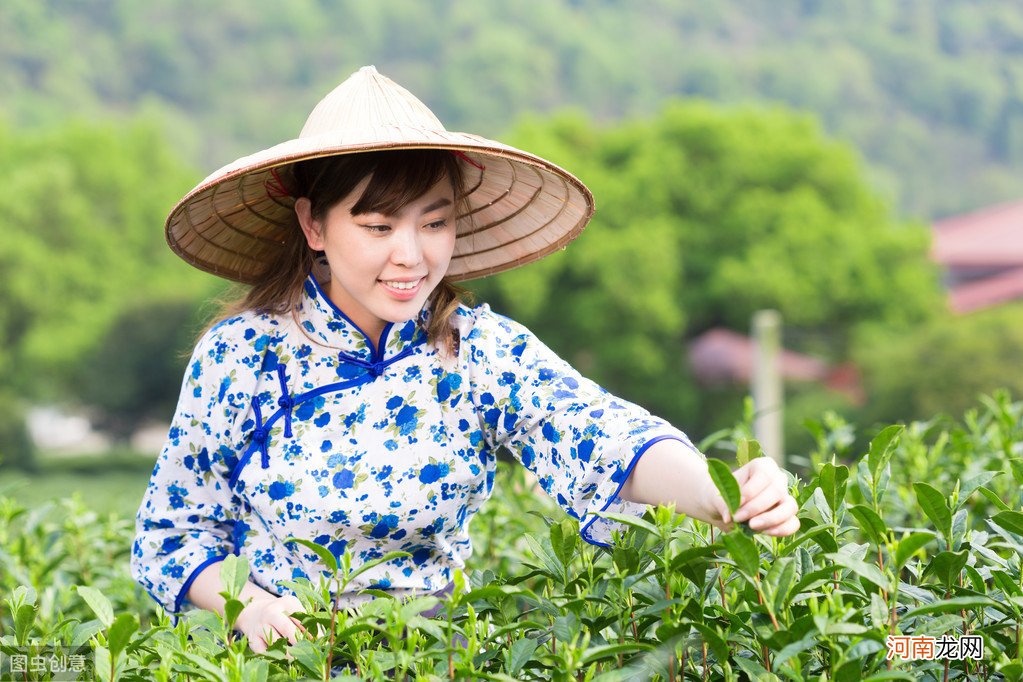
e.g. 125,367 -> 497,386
1,392 -> 1022,680
0,390 -> 36,472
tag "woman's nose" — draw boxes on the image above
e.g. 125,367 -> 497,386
390,227 -> 423,266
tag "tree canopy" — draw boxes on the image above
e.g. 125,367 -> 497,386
2,0 -> 1022,219
0,118 -> 213,399
466,102 -> 943,431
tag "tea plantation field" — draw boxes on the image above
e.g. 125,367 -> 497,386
2,392 -> 1022,680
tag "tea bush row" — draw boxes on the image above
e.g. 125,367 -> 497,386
2,391 -> 1023,680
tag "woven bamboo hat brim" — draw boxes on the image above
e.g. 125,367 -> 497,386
165,66 -> 595,284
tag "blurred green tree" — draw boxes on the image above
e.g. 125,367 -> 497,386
854,303 -> 1023,427
0,118 -> 213,403
74,298 -> 207,442
467,102 -> 943,434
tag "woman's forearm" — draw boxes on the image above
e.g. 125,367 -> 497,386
186,560 -> 277,616
619,438 -> 724,527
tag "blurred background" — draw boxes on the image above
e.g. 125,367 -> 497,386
2,0 -> 1022,516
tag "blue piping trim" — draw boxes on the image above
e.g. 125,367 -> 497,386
579,434 -> 688,548
226,348 -> 418,489
308,273 -> 386,358
228,278 -> 429,487
276,365 -> 294,439
174,553 -> 231,614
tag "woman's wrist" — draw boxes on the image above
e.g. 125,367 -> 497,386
620,438 -> 723,526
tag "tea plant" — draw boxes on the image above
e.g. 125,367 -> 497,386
1,390 -> 1022,680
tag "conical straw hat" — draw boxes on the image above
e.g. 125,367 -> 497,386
166,66 -> 595,283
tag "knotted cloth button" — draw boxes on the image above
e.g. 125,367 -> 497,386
368,361 -> 386,377
277,396 -> 294,409
251,427 -> 269,445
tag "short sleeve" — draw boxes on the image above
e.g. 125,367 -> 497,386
463,305 -> 702,547
130,320 -> 251,620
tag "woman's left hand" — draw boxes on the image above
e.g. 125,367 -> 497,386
707,457 -> 801,537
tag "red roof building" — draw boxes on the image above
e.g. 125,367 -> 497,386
687,328 -> 864,404
931,199 -> 1023,313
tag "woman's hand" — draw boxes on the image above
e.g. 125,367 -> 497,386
706,457 -> 800,537
234,594 -> 309,654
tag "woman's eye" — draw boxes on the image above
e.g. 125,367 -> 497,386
363,224 -> 390,233
427,219 -> 449,230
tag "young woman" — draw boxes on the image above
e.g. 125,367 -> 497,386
131,66 -> 800,653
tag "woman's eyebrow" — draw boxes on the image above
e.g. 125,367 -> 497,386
421,198 -> 452,213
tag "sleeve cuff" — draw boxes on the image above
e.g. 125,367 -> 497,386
172,553 -> 232,614
579,433 -> 698,547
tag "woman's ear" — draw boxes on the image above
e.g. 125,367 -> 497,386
294,197 -> 325,251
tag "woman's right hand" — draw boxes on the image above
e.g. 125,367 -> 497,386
234,594 -> 308,654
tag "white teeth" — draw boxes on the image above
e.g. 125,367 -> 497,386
382,279 -> 420,290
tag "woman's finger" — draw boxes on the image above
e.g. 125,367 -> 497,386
747,495 -> 798,532
734,469 -> 788,523
759,515 -> 801,537
732,460 -> 780,514
269,614 -> 298,645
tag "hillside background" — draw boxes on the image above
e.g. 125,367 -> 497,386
2,0 -> 1022,466
6,0 -> 1023,219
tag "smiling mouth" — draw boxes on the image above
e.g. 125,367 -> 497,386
379,277 -> 425,290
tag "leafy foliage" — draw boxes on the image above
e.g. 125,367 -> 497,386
855,303 -> 1023,427
1,393 -> 1022,679
467,104 -> 942,430
4,0 -> 1022,218
0,118 -> 214,400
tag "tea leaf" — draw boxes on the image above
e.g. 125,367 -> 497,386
75,585 -> 113,628
223,598 -> 244,630
736,438 -> 763,467
921,550 -> 969,586
552,612 -> 579,642
848,505 -> 887,545
721,530 -> 760,577
691,622 -> 730,662
867,425 -> 902,480
913,482 -> 951,538
994,511 -> 1023,537
580,642 -> 654,665
1008,458 -> 1023,487
993,570 -> 1023,597
591,510 -> 660,537
107,612 -> 138,658
176,651 -> 229,682
824,552 -> 887,590
978,486 -> 1012,512
818,461 -> 849,516
345,550 -> 412,582
284,536 -> 338,575
903,596 -> 1012,619
550,519 -> 578,572
507,637 -> 538,675
895,532 -> 934,569
71,619 -> 104,649
14,603 -> 36,644
288,639 -> 325,678
959,471 -> 1001,505
732,655 -> 779,681
706,458 -> 741,517
765,557 -> 797,614
773,634 -> 817,668
219,554 -> 250,599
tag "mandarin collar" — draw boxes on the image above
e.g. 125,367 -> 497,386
297,272 -> 429,361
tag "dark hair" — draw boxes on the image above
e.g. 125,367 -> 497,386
204,149 -> 472,355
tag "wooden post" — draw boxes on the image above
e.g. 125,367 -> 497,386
752,310 -> 784,465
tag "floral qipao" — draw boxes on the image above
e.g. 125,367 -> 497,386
130,273 -> 698,621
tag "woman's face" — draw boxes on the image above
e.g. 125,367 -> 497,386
295,174 -> 458,345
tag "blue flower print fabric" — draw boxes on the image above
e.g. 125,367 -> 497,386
130,273 -> 700,621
